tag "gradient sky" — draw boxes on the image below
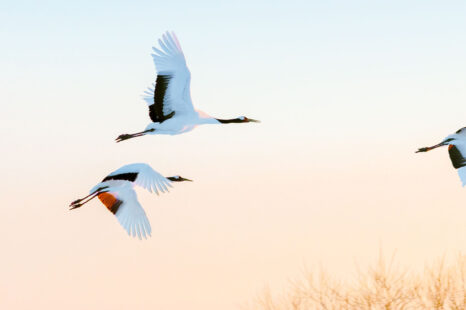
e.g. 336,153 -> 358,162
2,1 -> 466,309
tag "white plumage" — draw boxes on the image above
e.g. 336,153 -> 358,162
105,183 -> 152,240
146,32 -> 194,115
70,163 -> 192,239
115,31 -> 259,142
457,167 -> 466,186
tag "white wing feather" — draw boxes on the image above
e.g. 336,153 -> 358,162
133,163 -> 173,195
95,163 -> 178,239
454,144 -> 466,186
111,187 -> 152,240
107,163 -> 173,195
145,31 -> 195,114
457,167 -> 466,187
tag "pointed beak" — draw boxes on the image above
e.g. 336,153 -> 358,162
415,141 -> 448,153
248,118 -> 260,123
181,177 -> 193,182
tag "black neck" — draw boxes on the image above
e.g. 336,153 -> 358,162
167,177 -> 181,182
216,118 -> 242,124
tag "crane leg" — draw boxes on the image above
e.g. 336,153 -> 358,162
69,187 -> 108,210
115,129 -> 155,143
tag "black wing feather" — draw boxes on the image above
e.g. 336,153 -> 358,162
148,75 -> 175,123
102,172 -> 139,182
448,145 -> 466,169
456,127 -> 466,134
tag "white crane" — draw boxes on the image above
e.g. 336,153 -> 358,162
115,31 -> 259,142
69,163 -> 192,239
416,127 -> 466,186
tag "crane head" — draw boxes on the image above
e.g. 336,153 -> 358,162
238,116 -> 260,123
167,175 -> 193,182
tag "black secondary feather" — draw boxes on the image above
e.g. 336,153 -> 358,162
448,145 -> 466,169
149,75 -> 175,123
102,172 -> 139,182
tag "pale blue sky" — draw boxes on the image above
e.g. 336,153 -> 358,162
3,0 -> 466,139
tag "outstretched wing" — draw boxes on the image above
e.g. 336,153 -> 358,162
133,163 -> 173,195
143,31 -> 195,122
105,163 -> 173,195
448,144 -> 466,186
98,190 -> 152,239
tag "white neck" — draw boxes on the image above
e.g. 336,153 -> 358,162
195,111 -> 221,125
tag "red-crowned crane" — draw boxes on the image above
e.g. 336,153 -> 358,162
416,127 -> 466,186
116,31 -> 259,142
69,163 -> 192,239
